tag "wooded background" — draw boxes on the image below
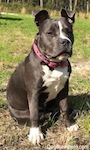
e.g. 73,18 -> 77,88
0,0 -> 90,12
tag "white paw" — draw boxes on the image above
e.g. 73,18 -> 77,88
67,124 -> 79,132
28,127 -> 44,145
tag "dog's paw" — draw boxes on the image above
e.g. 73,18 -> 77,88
67,124 -> 79,132
28,127 -> 44,145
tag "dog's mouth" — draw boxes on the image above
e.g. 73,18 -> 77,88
50,52 -> 71,62
57,52 -> 70,61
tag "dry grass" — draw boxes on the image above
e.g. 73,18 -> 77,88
0,108 -> 90,150
76,12 -> 90,19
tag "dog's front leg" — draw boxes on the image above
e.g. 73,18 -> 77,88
59,97 -> 79,132
59,81 -> 79,132
58,81 -> 71,128
59,97 -> 71,127
27,94 -> 44,145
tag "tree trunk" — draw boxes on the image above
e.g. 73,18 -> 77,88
40,0 -> 43,8
7,0 -> 10,3
70,0 -> 73,11
74,0 -> 77,11
87,0 -> 89,13
52,0 -> 54,2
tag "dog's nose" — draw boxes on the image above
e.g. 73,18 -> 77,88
60,39 -> 69,45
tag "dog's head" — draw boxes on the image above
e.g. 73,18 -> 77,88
35,9 -> 75,62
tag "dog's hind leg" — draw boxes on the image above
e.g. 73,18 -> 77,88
8,105 -> 30,125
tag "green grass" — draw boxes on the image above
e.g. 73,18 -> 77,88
0,14 -> 37,91
73,19 -> 90,61
0,13 -> 90,149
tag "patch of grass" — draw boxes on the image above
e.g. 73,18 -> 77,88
0,2 -> 35,14
70,75 -> 90,94
0,14 -> 37,85
0,70 -> 12,85
79,114 -> 90,133
0,13 -> 90,149
72,18 -> 90,62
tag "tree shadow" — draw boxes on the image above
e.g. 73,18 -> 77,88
45,93 -> 90,116
0,16 -> 22,21
41,93 -> 90,133
68,93 -> 90,111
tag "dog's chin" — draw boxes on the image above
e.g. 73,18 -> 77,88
58,53 -> 70,61
50,53 -> 70,62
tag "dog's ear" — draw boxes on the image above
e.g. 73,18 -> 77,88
35,10 -> 50,27
61,9 -> 75,24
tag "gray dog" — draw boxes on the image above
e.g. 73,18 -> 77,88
7,9 -> 78,145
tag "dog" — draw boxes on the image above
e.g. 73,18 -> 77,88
7,9 -> 78,145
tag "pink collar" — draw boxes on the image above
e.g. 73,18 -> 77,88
33,43 -> 68,68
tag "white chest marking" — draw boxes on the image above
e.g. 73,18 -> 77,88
42,65 -> 69,102
58,21 -> 71,43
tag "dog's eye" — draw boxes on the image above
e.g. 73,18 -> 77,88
63,28 -> 71,34
66,28 -> 72,34
67,29 -> 71,33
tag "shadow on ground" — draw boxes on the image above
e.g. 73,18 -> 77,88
45,93 -> 90,114
42,93 -> 90,128
0,16 -> 22,21
68,93 -> 90,111
0,92 -> 90,129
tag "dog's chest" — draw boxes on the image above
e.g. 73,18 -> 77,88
42,65 -> 69,102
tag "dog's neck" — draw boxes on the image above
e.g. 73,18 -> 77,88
33,43 -> 68,68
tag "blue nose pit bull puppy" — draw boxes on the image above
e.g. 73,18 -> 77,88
7,9 -> 78,145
